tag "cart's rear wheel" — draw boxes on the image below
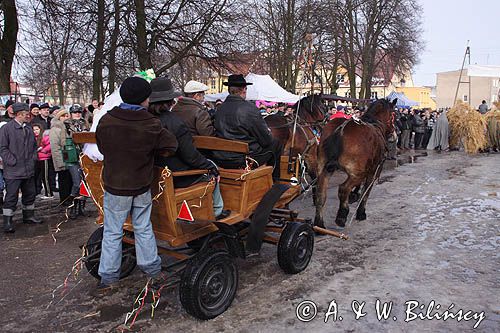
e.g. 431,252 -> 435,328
84,227 -> 137,280
179,249 -> 238,320
277,222 -> 314,274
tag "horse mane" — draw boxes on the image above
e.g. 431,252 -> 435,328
361,98 -> 391,124
294,94 -> 324,120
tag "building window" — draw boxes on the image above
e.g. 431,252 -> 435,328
336,74 -> 345,83
345,91 -> 351,98
463,95 -> 468,102
315,75 -> 321,84
211,78 -> 216,90
370,91 -> 378,99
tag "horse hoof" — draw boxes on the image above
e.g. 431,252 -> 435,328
335,217 -> 346,227
356,211 -> 367,221
314,217 -> 325,229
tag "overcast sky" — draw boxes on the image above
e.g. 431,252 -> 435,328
412,0 -> 500,86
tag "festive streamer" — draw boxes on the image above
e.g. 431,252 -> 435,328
190,178 -> 215,209
51,200 -> 77,244
47,247 -> 87,309
236,156 -> 260,181
79,153 -> 104,216
152,167 -> 172,203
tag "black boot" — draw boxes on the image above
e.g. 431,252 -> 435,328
68,199 -> 78,219
3,215 -> 14,233
23,210 -> 43,224
78,198 -> 88,216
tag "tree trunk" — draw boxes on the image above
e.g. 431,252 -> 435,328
108,0 -> 120,94
57,73 -> 65,105
92,0 -> 105,100
0,0 -> 18,94
134,0 -> 153,70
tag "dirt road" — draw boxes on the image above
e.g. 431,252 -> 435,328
0,151 -> 498,332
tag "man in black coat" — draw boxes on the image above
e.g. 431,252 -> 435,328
0,103 -> 43,233
213,74 -> 283,180
32,102 -> 51,130
149,77 -> 229,220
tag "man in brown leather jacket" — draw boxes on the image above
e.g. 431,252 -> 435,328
171,80 -> 215,136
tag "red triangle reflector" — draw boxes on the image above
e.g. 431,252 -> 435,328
178,200 -> 194,222
79,181 -> 91,197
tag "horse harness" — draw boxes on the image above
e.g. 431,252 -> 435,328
334,117 -> 390,155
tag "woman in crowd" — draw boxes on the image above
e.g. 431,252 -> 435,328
64,104 -> 89,218
412,110 -> 426,149
33,123 -> 54,199
49,109 -> 74,207
422,110 -> 435,149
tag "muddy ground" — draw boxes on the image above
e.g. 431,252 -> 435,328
0,151 -> 499,333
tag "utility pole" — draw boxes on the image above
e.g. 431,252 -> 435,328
453,42 -> 471,106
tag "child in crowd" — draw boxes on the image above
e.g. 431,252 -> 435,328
33,124 -> 53,199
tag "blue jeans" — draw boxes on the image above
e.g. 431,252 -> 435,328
98,190 -> 161,284
67,164 -> 81,197
213,181 -> 223,216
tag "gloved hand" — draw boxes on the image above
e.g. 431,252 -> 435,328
208,167 -> 220,182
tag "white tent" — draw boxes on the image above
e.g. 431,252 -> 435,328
204,91 -> 229,102
205,73 -> 301,103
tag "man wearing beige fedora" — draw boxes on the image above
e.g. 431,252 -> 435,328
171,80 -> 215,136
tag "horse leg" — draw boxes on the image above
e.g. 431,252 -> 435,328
314,170 -> 330,228
335,176 -> 361,227
348,186 -> 361,204
356,166 -> 383,221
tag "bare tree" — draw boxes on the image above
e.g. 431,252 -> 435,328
22,0 -> 88,104
0,0 -> 19,94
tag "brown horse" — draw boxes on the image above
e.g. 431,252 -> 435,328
314,98 -> 397,228
265,94 -> 327,184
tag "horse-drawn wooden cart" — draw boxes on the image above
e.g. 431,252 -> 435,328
73,132 -> 345,320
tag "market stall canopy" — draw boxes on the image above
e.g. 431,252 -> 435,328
467,65 -> 500,78
386,91 -> 418,108
205,73 -> 301,103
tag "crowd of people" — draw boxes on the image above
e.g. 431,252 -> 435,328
0,99 -> 104,233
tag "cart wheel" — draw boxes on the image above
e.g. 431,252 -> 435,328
84,227 -> 137,280
179,249 -> 238,320
277,222 -> 314,274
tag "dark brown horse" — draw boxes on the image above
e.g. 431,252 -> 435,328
265,94 -> 327,183
314,98 -> 397,228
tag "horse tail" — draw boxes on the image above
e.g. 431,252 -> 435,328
322,128 -> 344,173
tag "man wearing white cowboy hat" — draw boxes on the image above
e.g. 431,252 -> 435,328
171,80 -> 215,136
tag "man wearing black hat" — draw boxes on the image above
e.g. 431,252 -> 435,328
149,77 -> 230,220
96,76 -> 178,292
0,103 -> 43,233
32,102 -> 51,130
30,103 -> 40,119
213,74 -> 283,180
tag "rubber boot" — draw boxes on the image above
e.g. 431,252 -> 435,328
68,199 -> 78,219
23,210 -> 43,224
78,198 -> 88,217
3,215 -> 14,233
